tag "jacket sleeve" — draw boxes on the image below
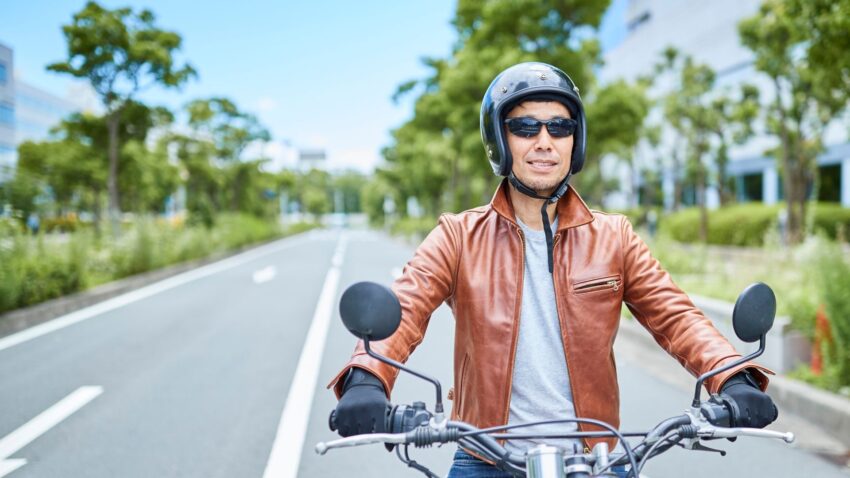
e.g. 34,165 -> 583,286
619,216 -> 772,394
328,214 -> 460,399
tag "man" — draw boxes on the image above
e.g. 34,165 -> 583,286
328,62 -> 778,477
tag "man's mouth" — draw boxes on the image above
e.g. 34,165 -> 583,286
526,159 -> 558,173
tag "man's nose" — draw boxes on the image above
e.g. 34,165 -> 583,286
534,128 -> 554,150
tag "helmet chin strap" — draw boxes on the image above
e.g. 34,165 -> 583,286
507,172 -> 572,274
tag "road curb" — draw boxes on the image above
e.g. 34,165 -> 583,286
617,317 -> 850,450
0,234 -> 297,340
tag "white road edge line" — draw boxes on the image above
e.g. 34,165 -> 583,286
262,235 -> 348,478
0,386 -> 103,477
0,233 -> 315,353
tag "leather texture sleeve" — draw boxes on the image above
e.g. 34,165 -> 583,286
619,217 -> 773,393
328,214 -> 460,399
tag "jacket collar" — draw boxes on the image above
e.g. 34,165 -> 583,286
490,178 -> 595,232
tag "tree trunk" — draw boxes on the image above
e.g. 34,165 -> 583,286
694,150 -> 708,244
785,155 -> 807,245
106,110 -> 121,237
697,165 -> 708,243
92,188 -> 103,239
773,77 -> 807,245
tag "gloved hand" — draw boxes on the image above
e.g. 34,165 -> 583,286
333,368 -> 389,437
720,370 -> 778,428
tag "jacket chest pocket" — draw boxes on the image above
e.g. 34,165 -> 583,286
572,274 -> 622,295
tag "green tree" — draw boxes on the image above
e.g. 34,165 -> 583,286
739,0 -> 850,244
331,171 -> 368,213
19,102 -> 176,227
384,0 -> 610,214
579,79 -> 652,207
656,49 -> 757,241
182,97 -> 272,214
185,97 -> 271,162
48,1 -> 195,234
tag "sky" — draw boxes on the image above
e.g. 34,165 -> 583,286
0,0 -> 626,173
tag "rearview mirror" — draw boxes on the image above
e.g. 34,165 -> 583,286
732,282 -> 776,343
339,281 -> 401,341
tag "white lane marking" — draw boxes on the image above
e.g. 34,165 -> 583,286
0,460 -> 24,477
0,234 -> 314,353
262,235 -> 347,478
391,267 -> 403,279
0,386 -> 103,477
252,266 -> 277,284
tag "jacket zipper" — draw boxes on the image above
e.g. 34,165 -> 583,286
574,277 -> 621,293
502,226 -> 526,433
551,232 -> 589,452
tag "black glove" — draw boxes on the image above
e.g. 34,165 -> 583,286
333,368 -> 389,437
720,370 -> 778,429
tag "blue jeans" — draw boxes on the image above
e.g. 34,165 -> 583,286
446,448 -> 629,478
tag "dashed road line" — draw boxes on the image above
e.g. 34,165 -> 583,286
0,386 -> 103,477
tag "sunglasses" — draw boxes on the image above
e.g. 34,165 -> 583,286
504,116 -> 577,138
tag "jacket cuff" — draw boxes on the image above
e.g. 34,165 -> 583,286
703,356 -> 774,394
326,353 -> 399,400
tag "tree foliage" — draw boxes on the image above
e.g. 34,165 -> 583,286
653,48 -> 758,240
738,0 -> 850,244
48,1 -> 195,234
578,78 -> 652,207
382,0 -> 610,214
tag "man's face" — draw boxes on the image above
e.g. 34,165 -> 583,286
505,101 -> 574,195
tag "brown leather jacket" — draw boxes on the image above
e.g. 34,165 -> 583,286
329,180 -> 771,451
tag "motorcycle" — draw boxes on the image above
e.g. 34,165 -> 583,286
316,281 -> 795,477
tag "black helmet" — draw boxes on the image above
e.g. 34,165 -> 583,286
480,62 -> 586,177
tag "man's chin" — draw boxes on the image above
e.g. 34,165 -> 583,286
514,175 -> 562,195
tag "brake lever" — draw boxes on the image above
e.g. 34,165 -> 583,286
690,442 -> 726,456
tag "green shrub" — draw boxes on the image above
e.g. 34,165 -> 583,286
285,221 -> 320,236
661,202 -> 850,246
43,215 -> 83,233
608,207 -> 661,229
809,238 -> 850,391
810,203 -> 850,241
659,208 -> 702,243
662,203 -> 772,246
0,213 -> 294,315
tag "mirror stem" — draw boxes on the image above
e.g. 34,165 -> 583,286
363,339 -> 444,415
691,335 -> 766,408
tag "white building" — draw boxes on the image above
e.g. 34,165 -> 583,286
0,43 -> 14,178
0,41 -> 92,180
599,0 -> 850,209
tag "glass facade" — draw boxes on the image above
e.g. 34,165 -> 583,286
0,102 -> 13,125
0,62 -> 7,84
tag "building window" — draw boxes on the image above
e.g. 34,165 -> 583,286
0,103 -> 13,125
818,164 -> 841,202
737,173 -> 763,202
0,62 -> 7,84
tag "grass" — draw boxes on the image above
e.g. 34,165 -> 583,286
0,214 -> 318,314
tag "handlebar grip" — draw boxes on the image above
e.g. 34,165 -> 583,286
329,410 -> 338,431
701,397 -> 731,427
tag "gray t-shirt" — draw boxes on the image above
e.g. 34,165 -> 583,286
505,217 -> 582,457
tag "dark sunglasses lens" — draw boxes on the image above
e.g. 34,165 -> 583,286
546,118 -> 577,138
507,118 -> 542,137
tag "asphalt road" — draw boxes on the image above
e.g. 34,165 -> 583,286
0,228 -> 846,478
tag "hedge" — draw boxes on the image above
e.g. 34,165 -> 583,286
659,202 -> 850,246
